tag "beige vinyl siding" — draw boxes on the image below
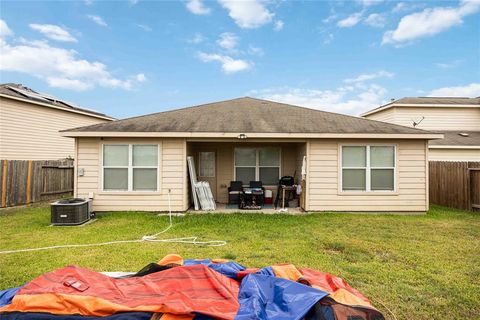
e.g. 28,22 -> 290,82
0,97 -> 109,160
429,148 -> 480,161
394,107 -> 480,130
365,106 -> 480,131
76,137 -> 187,212
307,139 -> 427,212
363,108 -> 396,124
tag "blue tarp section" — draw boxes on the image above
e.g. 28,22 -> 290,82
255,267 -> 275,277
235,274 -> 328,320
0,287 -> 22,307
0,312 -> 153,320
184,259 -> 246,279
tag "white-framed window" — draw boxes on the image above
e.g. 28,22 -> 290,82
199,152 -> 215,177
102,144 -> 159,191
234,147 -> 281,185
341,145 -> 395,192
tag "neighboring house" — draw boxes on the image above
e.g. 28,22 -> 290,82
62,97 -> 441,213
361,97 -> 480,161
0,84 -> 114,160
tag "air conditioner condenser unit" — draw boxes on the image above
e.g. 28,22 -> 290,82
51,198 -> 92,226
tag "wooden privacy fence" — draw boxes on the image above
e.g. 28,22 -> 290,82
0,159 -> 74,208
429,161 -> 480,211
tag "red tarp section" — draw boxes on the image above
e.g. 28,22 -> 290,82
1,264 -> 240,319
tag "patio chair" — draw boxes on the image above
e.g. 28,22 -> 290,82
228,181 -> 243,205
249,181 -> 265,206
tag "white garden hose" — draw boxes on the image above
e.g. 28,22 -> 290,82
0,190 -> 226,255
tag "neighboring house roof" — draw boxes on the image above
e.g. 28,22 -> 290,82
62,97 -> 441,139
361,96 -> 480,117
0,83 -> 115,121
429,131 -> 480,148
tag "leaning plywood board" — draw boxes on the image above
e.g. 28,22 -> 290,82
204,181 -> 216,210
187,156 -> 199,210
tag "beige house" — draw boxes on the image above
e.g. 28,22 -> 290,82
361,97 -> 480,161
0,84 -> 114,160
62,97 -> 442,213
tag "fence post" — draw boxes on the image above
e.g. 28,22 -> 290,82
1,160 -> 7,208
26,160 -> 33,204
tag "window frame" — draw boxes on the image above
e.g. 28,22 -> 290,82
339,144 -> 397,194
198,151 -> 215,177
234,147 -> 281,186
101,143 -> 160,193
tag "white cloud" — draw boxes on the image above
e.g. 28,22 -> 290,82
136,73 -> 147,82
392,2 -> 425,13
198,52 -> 251,74
435,59 -> 463,69
186,0 -> 211,15
136,24 -> 152,32
364,13 -> 387,28
87,15 -> 108,27
429,83 -> 480,97
383,0 -> 480,45
188,32 -> 205,44
29,24 -> 77,42
0,20 -> 13,38
217,32 -> 239,51
357,0 -> 383,7
45,77 -> 92,91
392,2 -> 407,13
0,37 -> 145,91
323,33 -> 334,44
248,45 -> 264,56
323,7 -> 338,24
337,12 -> 363,28
251,83 -> 388,115
274,20 -> 284,31
323,14 -> 337,24
218,0 -> 274,29
344,70 -> 394,83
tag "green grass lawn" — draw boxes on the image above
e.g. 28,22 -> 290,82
1,205 -> 479,319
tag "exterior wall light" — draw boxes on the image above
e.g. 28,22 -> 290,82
238,133 -> 247,139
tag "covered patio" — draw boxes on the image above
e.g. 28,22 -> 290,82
186,140 -> 307,212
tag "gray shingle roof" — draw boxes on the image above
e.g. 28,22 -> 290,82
0,83 -> 114,119
64,97 -> 432,135
392,97 -> 480,105
363,96 -> 480,116
429,131 -> 480,146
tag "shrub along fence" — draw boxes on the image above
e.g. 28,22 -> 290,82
429,161 -> 480,211
0,159 -> 74,208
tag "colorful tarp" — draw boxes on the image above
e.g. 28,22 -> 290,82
0,254 -> 384,320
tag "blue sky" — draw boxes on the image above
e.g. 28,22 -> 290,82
1,0 -> 479,119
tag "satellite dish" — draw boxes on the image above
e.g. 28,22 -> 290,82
412,116 -> 425,128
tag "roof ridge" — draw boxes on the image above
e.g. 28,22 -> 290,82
416,96 -> 475,99
102,97 -> 251,123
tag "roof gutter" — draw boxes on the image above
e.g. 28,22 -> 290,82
0,94 -> 116,121
60,131 -> 444,140
429,145 -> 480,149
